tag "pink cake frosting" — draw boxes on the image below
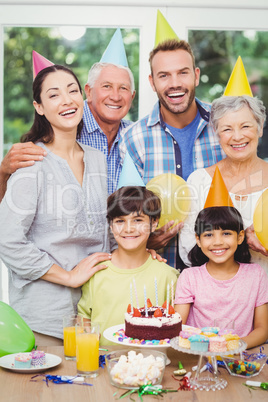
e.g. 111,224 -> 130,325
209,336 -> 227,352
178,330 -> 193,349
14,353 -> 32,368
183,325 -> 201,335
15,353 -> 32,362
30,350 -> 46,366
179,330 -> 194,339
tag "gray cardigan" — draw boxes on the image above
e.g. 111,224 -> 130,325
0,142 -> 110,338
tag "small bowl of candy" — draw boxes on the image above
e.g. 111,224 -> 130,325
105,349 -> 166,389
222,351 -> 267,378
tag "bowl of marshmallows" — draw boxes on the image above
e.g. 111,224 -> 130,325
105,349 -> 166,389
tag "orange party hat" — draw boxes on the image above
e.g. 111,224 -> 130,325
32,50 -> 54,79
204,166 -> 234,208
223,56 -> 253,97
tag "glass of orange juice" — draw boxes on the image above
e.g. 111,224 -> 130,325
76,320 -> 100,378
63,315 -> 86,360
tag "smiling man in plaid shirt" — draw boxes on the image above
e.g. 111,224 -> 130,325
80,62 -> 135,195
120,39 -> 226,270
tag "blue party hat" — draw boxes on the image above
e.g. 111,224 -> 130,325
117,152 -> 145,189
100,28 -> 128,67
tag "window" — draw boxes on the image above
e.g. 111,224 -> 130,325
189,29 -> 268,160
4,26 -> 139,155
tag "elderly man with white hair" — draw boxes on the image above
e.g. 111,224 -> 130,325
82,61 -> 135,194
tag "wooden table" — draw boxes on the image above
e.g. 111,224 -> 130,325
0,344 -> 267,401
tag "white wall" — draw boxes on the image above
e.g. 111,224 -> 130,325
0,1 -> 268,301
1,0 -> 267,8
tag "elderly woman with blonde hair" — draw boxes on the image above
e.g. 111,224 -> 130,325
179,95 -> 268,274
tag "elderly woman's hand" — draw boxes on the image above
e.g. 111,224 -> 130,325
245,224 -> 268,257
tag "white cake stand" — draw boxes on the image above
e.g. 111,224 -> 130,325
170,337 -> 247,391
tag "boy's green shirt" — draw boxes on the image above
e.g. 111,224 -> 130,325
77,255 -> 179,345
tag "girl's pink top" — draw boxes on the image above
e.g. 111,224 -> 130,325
175,263 -> 268,337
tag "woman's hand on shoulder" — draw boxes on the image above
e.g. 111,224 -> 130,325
69,252 -> 111,288
245,224 -> 268,257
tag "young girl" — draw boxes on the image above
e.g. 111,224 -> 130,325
175,206 -> 268,349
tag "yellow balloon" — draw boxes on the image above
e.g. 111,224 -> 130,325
146,173 -> 191,228
253,188 -> 268,250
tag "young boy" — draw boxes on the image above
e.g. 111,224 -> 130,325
77,186 -> 179,345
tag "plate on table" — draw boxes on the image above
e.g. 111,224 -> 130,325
103,324 -> 192,348
0,353 -> 62,374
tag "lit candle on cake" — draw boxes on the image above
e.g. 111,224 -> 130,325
166,284 -> 170,317
133,278 -> 139,309
154,277 -> 158,306
130,282 -> 133,313
144,285 -> 148,317
171,280 -> 174,307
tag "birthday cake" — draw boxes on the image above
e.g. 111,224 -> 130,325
124,300 -> 182,340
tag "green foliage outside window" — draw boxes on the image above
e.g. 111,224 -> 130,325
3,27 -> 268,160
189,30 -> 268,160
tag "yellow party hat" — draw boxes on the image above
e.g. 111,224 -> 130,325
204,166 -> 234,208
223,56 -> 253,97
155,10 -> 179,47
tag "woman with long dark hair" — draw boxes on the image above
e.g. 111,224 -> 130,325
0,65 -> 111,345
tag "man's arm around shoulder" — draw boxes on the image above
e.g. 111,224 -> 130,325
0,142 -> 47,202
